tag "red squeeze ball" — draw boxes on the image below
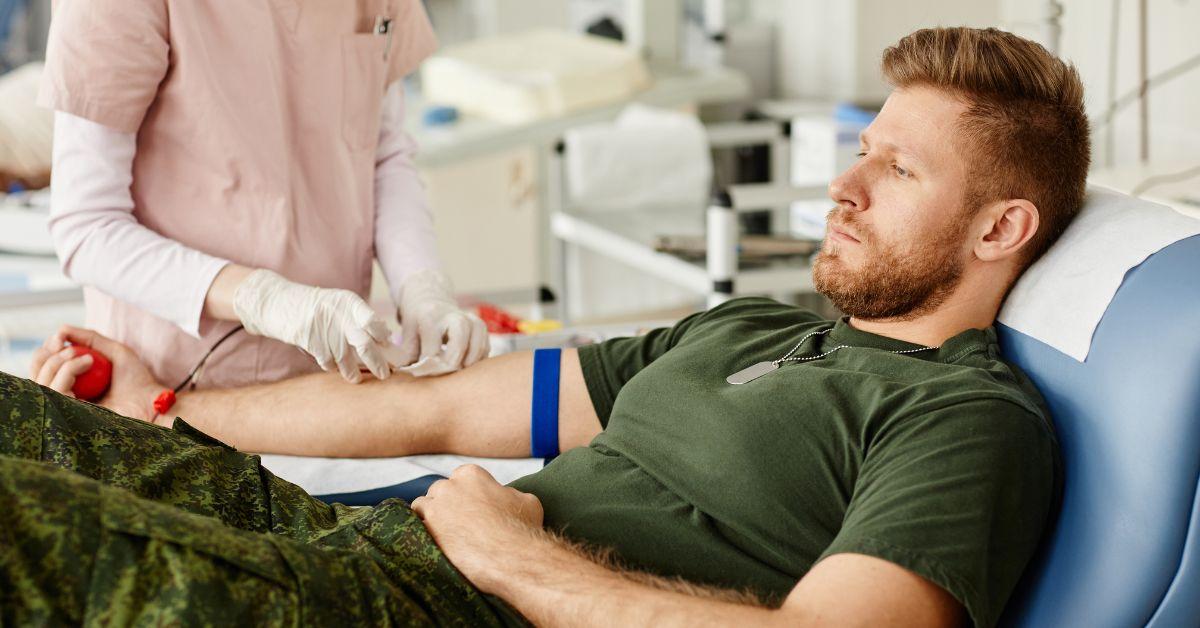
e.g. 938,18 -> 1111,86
70,346 -> 112,401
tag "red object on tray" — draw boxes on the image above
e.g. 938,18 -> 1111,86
477,303 -> 522,334
70,346 -> 112,401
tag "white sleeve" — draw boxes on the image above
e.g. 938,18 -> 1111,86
373,81 -> 442,306
48,111 -> 229,338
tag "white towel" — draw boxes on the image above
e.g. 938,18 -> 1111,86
563,104 -> 711,211
998,186 -> 1200,362
259,453 -> 543,496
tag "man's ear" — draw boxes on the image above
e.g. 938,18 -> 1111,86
974,199 -> 1039,263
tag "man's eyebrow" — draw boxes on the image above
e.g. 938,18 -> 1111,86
858,131 -> 930,171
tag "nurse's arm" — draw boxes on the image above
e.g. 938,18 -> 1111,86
168,350 -> 603,458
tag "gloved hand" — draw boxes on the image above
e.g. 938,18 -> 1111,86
393,269 -> 489,376
233,269 -> 392,383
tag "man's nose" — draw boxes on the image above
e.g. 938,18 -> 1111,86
828,162 -> 868,212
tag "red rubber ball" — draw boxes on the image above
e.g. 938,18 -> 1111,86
71,346 -> 112,401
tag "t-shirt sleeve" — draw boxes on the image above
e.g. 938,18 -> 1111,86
818,398 -> 1057,628
38,0 -> 170,133
576,309 -> 707,427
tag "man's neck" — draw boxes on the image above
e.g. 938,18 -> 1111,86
847,295 -> 1000,347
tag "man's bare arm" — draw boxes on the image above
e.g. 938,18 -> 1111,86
167,349 -> 602,458
487,540 -> 965,627
413,466 -> 967,628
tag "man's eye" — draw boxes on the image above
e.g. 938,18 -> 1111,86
856,151 -> 867,158
893,164 -> 911,178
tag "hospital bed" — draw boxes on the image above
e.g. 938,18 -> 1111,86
261,189 -> 1200,626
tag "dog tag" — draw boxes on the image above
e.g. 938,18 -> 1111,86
726,361 -> 778,385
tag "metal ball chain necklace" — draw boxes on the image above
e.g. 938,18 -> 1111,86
726,328 -> 940,385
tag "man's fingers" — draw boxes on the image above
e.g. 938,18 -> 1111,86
425,478 -> 448,498
451,463 -> 495,482
29,346 -> 51,379
49,353 -> 93,395
36,346 -> 75,387
41,329 -> 66,353
58,325 -> 131,361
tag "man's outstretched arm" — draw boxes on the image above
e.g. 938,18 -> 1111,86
169,350 -> 602,458
35,325 -> 602,459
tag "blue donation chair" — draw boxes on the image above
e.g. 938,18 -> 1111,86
998,234 -> 1200,627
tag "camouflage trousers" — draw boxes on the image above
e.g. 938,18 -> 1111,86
0,372 -> 529,627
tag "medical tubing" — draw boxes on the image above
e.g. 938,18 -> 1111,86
173,325 -> 244,392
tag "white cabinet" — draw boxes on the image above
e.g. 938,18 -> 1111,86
421,147 -> 541,296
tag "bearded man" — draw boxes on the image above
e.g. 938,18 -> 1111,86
6,26 -> 1090,628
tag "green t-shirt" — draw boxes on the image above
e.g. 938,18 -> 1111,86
510,297 -> 1058,627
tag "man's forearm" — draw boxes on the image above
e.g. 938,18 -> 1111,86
166,369 -> 446,457
162,349 -> 600,459
483,531 -> 789,628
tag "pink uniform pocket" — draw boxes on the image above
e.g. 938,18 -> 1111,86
341,33 -> 390,151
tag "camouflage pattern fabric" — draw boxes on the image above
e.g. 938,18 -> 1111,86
0,372 -> 529,627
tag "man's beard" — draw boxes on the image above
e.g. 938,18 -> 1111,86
812,210 -> 968,321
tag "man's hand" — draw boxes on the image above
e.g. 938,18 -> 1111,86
29,325 -> 164,422
410,464 -> 544,591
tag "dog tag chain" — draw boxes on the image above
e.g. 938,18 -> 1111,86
726,328 -> 938,385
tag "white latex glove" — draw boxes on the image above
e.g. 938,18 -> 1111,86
393,269 -> 489,376
233,269 -> 392,383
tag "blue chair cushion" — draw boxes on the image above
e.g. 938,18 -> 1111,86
998,234 -> 1200,627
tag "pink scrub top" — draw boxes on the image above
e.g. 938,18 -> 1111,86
38,0 -> 437,389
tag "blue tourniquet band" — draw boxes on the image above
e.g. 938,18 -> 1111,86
531,348 -> 562,460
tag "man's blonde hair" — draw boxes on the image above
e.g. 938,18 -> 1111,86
882,27 -> 1091,268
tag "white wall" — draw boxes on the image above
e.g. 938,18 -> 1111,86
1002,0 -> 1200,169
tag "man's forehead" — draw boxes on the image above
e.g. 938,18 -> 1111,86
861,86 -> 968,170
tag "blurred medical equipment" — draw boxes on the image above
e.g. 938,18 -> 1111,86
0,0 -> 47,72
764,102 -> 876,240
421,29 -> 651,124
0,187 -> 52,255
0,62 -> 52,189
549,103 -> 825,320
563,104 -> 710,211
408,71 -> 747,320
996,192 -> 1200,627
